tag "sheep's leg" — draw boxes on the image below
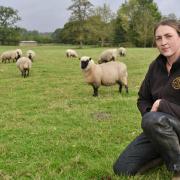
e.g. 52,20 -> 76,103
27,69 -> 29,76
125,85 -> 129,93
118,82 -> 122,93
23,70 -> 26,78
112,56 -> 115,61
92,85 -> 98,96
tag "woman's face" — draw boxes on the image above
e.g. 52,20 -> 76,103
155,25 -> 180,58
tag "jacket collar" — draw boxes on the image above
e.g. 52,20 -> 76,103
156,54 -> 180,67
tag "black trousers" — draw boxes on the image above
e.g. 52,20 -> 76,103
113,112 -> 180,176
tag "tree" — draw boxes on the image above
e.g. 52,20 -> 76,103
0,6 -> 21,45
51,28 -> 63,43
115,0 -> 161,47
90,3 -> 115,46
162,13 -> 177,20
68,0 -> 93,47
59,21 -> 82,44
113,14 -> 128,45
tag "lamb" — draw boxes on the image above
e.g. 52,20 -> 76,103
119,47 -> 127,56
16,57 -> 32,78
26,50 -> 36,62
80,56 -> 128,96
66,49 -> 78,58
1,50 -> 19,63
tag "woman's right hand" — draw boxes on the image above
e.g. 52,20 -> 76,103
151,99 -> 162,112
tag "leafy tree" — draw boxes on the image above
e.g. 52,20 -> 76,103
19,28 -> 53,43
90,3 -> 115,46
59,21 -> 81,44
113,15 -> 128,45
68,0 -> 93,47
0,6 -> 21,45
115,0 -> 161,47
51,28 -> 63,43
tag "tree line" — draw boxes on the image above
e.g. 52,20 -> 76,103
0,0 -> 179,47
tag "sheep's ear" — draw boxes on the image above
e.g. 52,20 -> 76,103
89,57 -> 91,61
79,57 -> 81,61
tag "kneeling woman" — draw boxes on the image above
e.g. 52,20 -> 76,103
113,19 -> 180,179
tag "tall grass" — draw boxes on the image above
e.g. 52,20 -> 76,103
0,46 -> 172,179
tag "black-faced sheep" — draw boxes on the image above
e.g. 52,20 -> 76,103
16,49 -> 23,59
80,56 -> 128,96
66,49 -> 78,58
16,57 -> 32,78
119,47 -> 127,56
26,50 -> 36,62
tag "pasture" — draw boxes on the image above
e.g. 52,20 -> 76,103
0,46 -> 172,179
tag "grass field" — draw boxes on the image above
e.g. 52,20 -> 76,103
0,46 -> 172,179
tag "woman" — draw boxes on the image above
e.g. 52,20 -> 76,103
113,19 -> 180,179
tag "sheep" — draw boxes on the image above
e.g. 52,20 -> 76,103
26,50 -> 36,62
119,47 -> 127,56
1,50 -> 19,63
80,56 -> 128,96
16,57 -> 32,78
16,49 -> 23,59
98,49 -> 118,64
66,49 -> 78,58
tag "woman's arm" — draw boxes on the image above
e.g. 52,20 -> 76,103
137,71 -> 153,116
158,99 -> 180,119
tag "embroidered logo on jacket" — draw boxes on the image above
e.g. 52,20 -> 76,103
172,77 -> 180,90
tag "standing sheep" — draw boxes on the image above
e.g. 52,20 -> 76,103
16,57 -> 32,78
1,50 -> 19,63
66,49 -> 78,58
26,50 -> 36,62
119,47 -> 127,56
80,56 -> 128,96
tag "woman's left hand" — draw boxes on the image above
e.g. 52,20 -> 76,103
151,99 -> 162,112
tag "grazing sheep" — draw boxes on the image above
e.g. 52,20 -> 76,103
26,50 -> 36,62
16,49 -> 23,59
80,56 -> 128,96
1,50 -> 19,63
119,47 -> 127,56
16,57 -> 32,78
98,49 -> 118,64
66,49 -> 78,58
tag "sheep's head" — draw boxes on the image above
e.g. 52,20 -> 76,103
80,56 -> 94,70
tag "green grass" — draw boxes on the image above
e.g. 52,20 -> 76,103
0,46 -> 172,179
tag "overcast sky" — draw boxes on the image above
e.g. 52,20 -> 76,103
1,0 -> 180,32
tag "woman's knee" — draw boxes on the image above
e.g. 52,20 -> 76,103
142,112 -> 169,132
113,160 -> 136,176
141,112 -> 157,131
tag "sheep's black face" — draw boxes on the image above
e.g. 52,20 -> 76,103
29,53 -> 32,60
16,52 -> 21,60
81,60 -> 89,69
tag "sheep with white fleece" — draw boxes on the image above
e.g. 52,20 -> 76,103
1,50 -> 18,63
16,57 -> 32,78
26,50 -> 36,62
80,56 -> 128,96
119,47 -> 127,56
66,49 -> 78,58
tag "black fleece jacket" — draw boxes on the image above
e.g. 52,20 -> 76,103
137,54 -> 180,119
